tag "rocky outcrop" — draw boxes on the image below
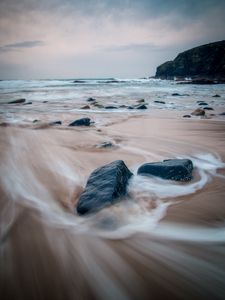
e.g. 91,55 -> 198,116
76,160 -> 133,215
137,159 -> 193,181
155,40 -> 225,81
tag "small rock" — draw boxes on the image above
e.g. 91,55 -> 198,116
8,98 -> 26,104
43,101 -> 48,103
172,93 -> 180,96
76,160 -> 133,215
183,115 -> 191,118
81,105 -> 90,109
198,102 -> 208,106
219,112 -> 225,115
105,106 -> 118,109
119,105 -> 128,108
136,104 -> 147,109
33,119 -> 40,123
212,94 -> 221,97
69,118 -> 91,126
191,108 -> 205,116
203,107 -> 214,110
128,106 -> 134,109
137,159 -> 193,181
136,99 -> 145,103
96,142 -> 114,148
154,100 -> 165,104
73,80 -> 85,83
87,97 -> 96,102
23,101 -> 32,105
49,121 -> 62,125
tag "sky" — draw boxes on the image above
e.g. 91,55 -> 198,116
0,0 -> 225,79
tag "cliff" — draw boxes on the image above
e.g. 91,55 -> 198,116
155,40 -> 225,80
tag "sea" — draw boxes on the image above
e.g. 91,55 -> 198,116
0,78 -> 225,116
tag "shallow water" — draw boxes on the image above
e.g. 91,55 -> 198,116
0,80 -> 225,299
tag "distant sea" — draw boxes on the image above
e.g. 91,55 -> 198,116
0,78 -> 225,114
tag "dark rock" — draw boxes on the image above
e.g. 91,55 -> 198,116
198,102 -> 208,106
43,101 -> 48,103
204,107 -> 214,110
191,108 -> 205,116
212,94 -> 221,97
136,104 -> 147,109
23,101 -> 32,105
183,115 -> 191,118
73,80 -> 85,83
119,105 -> 128,108
87,97 -> 96,102
76,160 -> 133,215
219,112 -> 225,115
136,99 -> 145,103
154,100 -> 165,104
8,98 -> 26,104
105,106 -> 118,109
96,142 -> 114,148
49,121 -> 62,125
172,93 -> 180,96
81,105 -> 90,109
155,40 -> 225,80
69,118 -> 91,126
33,119 -> 40,123
137,159 -> 193,181
128,106 -> 134,109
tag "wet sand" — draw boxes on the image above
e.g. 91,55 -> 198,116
0,113 -> 225,300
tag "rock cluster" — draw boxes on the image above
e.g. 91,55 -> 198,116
76,158 -> 194,215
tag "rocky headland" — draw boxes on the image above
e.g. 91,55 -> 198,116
155,40 -> 225,83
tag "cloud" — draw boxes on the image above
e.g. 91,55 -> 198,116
0,40 -> 45,52
103,43 -> 162,52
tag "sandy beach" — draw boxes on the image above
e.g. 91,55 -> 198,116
0,108 -> 225,299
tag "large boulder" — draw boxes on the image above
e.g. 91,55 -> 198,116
76,160 -> 133,215
137,159 -> 193,181
155,40 -> 225,80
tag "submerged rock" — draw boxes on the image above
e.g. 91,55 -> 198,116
212,94 -> 221,97
96,142 -> 114,149
183,115 -> 191,118
191,108 -> 205,116
49,121 -> 62,125
8,98 -> 26,104
69,118 -> 91,126
198,102 -> 208,106
81,105 -> 90,109
136,104 -> 147,109
76,160 -> 133,215
137,159 -> 193,181
204,107 -> 214,110
136,99 -> 145,103
87,97 -> 96,102
105,106 -> 118,109
154,100 -> 165,104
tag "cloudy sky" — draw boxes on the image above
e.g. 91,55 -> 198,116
0,0 -> 225,79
